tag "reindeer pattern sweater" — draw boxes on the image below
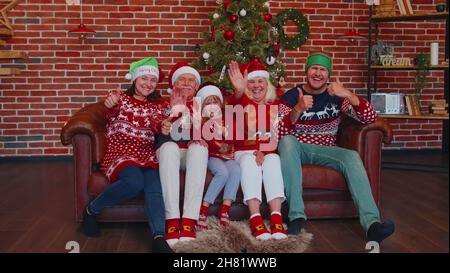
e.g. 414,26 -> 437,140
279,84 -> 377,146
100,93 -> 170,182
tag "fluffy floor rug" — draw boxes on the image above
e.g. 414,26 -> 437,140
172,217 -> 313,253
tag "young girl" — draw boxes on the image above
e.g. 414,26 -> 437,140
194,84 -> 241,230
81,57 -> 173,253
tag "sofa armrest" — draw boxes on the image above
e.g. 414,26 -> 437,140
337,116 -> 393,157
60,101 -> 108,164
60,101 -> 108,222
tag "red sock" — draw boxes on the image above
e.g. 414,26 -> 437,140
270,212 -> 287,239
218,204 -> 231,227
180,217 -> 196,239
196,205 -> 209,231
165,218 -> 180,241
249,214 -> 271,240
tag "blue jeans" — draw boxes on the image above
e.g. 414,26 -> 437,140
89,165 -> 165,237
278,135 -> 380,232
203,157 -> 241,205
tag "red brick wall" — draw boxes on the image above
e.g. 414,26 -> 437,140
0,0 -> 446,156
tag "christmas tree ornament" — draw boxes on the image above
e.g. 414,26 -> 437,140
274,42 -> 281,52
271,26 -> 279,36
213,13 -> 220,19
230,14 -> 238,23
266,56 -> 276,65
224,29 -> 235,40
255,25 -> 260,37
264,13 -> 272,22
273,42 -> 281,56
224,0 -> 231,9
219,65 -> 227,81
264,2 -> 270,8
208,65 -> 214,75
203,52 -> 210,64
239,9 -> 247,17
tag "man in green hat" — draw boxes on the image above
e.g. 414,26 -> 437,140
277,50 -> 395,244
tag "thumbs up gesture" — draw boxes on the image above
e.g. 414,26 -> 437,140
328,78 -> 351,98
328,78 -> 359,105
104,86 -> 121,109
161,117 -> 172,136
294,87 -> 313,113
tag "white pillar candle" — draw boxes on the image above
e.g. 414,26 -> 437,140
430,42 -> 439,66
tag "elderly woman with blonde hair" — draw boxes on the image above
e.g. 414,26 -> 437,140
226,59 -> 292,241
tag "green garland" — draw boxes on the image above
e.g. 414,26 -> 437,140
276,9 -> 309,49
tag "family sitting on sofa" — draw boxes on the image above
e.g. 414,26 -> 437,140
79,52 -> 395,253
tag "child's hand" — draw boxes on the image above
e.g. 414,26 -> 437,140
161,118 -> 172,135
218,143 -> 231,154
105,87 -> 121,109
253,150 -> 265,166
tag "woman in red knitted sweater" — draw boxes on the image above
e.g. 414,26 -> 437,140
226,59 -> 292,241
81,57 -> 172,253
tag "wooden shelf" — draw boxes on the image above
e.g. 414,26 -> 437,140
372,12 -> 449,22
369,5 -> 449,152
370,65 -> 449,70
380,114 -> 449,120
0,67 -> 20,75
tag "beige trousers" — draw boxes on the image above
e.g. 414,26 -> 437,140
157,141 -> 208,220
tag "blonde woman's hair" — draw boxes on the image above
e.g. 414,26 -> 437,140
245,78 -> 278,103
265,81 -> 278,103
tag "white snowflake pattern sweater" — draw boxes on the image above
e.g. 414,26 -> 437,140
279,84 -> 377,146
100,92 -> 170,182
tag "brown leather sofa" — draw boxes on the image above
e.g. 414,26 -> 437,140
61,101 -> 392,222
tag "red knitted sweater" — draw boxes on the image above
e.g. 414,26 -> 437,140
100,92 -> 169,182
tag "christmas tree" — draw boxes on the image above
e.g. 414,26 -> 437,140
192,0 -> 285,92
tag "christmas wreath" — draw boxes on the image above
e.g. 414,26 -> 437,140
276,9 -> 309,49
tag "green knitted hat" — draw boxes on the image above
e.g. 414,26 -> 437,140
125,57 -> 159,81
305,51 -> 332,75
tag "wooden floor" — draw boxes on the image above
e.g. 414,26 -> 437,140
0,153 -> 448,253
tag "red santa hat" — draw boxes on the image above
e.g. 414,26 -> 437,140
167,62 -> 201,93
240,58 -> 270,80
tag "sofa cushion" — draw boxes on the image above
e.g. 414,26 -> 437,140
88,165 -> 349,200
